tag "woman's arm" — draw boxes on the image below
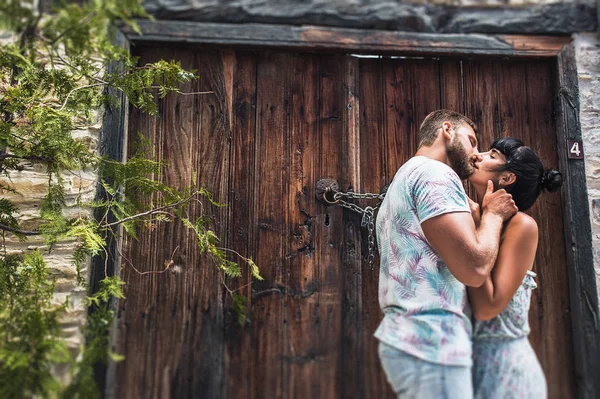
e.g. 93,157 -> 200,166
467,212 -> 539,321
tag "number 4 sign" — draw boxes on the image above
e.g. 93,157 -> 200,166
568,139 -> 584,159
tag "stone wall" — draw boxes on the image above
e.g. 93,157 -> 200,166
0,104 -> 101,382
0,8 -> 104,371
142,0 -> 595,33
575,33 -> 600,300
1,26 -> 98,384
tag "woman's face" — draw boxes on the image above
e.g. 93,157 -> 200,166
468,148 -> 508,187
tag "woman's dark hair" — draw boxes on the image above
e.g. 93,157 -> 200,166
491,137 -> 563,211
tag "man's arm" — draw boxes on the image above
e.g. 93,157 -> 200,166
421,181 -> 517,287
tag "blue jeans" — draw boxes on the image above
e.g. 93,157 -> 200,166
378,342 -> 473,399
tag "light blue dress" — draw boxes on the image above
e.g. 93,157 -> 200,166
472,271 -> 547,398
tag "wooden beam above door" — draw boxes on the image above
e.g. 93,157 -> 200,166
121,20 -> 571,58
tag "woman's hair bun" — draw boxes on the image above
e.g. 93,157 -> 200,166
541,169 -> 563,192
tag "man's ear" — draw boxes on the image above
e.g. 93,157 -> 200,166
441,121 -> 453,141
498,172 -> 517,187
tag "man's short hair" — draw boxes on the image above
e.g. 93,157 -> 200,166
418,110 -> 477,147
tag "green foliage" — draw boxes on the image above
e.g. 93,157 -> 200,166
62,276 -> 126,399
0,252 -> 71,398
112,60 -> 197,115
231,293 -> 249,327
0,198 -> 24,240
0,0 -> 262,397
0,0 -> 35,33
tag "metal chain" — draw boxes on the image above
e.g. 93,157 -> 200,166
365,207 -> 377,269
334,191 -> 385,201
331,191 -> 385,269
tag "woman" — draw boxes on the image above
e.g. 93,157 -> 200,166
467,137 -> 562,398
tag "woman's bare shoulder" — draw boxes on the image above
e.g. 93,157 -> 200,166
505,211 -> 538,237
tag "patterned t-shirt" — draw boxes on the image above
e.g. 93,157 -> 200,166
374,156 -> 473,366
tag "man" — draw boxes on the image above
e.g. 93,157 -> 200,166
375,110 -> 517,398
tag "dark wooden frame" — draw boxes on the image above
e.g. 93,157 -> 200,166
554,43 -> 600,399
97,21 -> 600,399
95,27 -> 130,399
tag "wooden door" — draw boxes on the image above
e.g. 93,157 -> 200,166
114,44 -> 575,398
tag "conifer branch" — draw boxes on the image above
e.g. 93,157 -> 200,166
149,86 -> 213,96
0,153 -> 53,163
105,192 -> 197,228
50,12 -> 96,46
215,247 -> 248,262
0,223 -> 40,236
59,83 -> 105,110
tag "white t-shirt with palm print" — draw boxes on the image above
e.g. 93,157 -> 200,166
375,156 -> 473,366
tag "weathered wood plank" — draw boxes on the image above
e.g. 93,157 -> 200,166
114,44 -> 165,398
357,58 -> 393,398
340,55 -> 364,399
114,46 -> 228,398
555,43 -> 600,399
248,51 -> 292,399
306,53 -> 347,398
281,52 -> 321,398
223,50 -> 257,399
383,57 -> 416,174
169,47 -> 229,398
439,59 -> 464,114
121,20 -> 572,58
141,1 -> 596,35
463,60 -> 502,149
496,60 -> 530,139
150,46 -> 199,398
409,59 -> 443,147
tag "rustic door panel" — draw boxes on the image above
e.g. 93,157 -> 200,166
338,56 -> 365,399
223,50 -> 257,398
174,47 -> 231,399
357,57 -> 393,398
117,46 -> 230,398
248,51 -> 294,399
282,52 -> 322,399
115,46 -> 164,399
462,59 -> 573,398
284,53 -> 347,399
439,59 -> 465,114
521,61 -> 573,398
117,45 -> 575,399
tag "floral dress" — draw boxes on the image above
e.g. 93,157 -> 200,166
472,270 -> 547,398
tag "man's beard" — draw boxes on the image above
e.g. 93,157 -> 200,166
447,137 -> 474,180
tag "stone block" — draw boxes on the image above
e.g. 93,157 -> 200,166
592,241 -> 600,299
582,127 -> 600,146
584,156 -> 600,180
590,198 -> 600,230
